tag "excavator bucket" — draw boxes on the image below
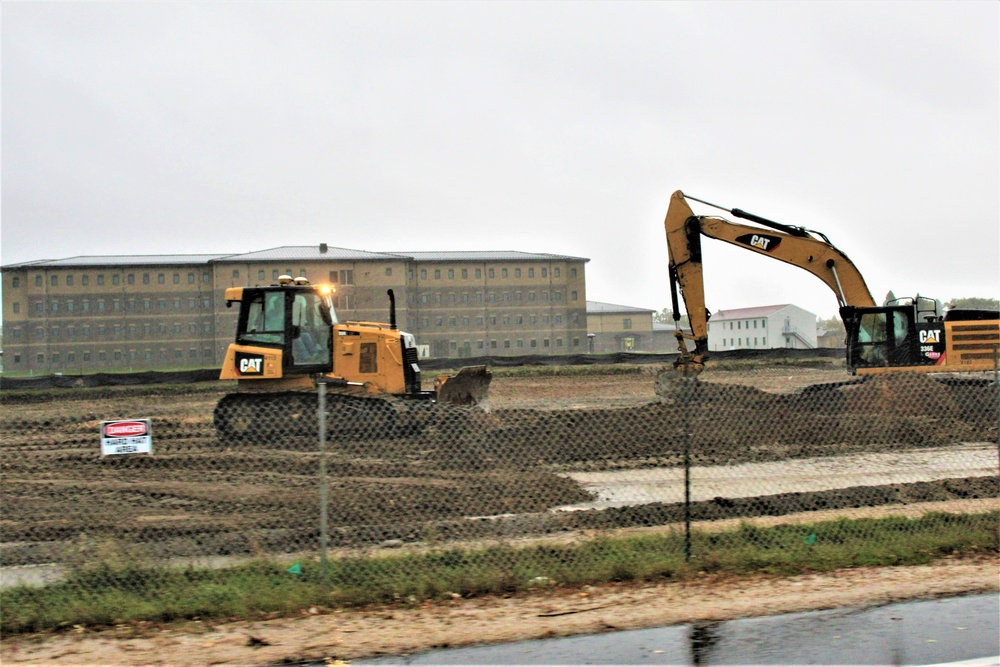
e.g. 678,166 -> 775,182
435,365 -> 492,406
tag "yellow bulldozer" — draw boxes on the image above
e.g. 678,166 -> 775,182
213,275 -> 491,440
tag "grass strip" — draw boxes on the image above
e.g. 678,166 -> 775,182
3,510 -> 996,634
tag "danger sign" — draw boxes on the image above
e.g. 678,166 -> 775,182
101,419 -> 153,456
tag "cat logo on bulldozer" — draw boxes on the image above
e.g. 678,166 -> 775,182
236,352 -> 265,375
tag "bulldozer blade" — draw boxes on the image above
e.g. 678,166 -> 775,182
435,365 -> 492,406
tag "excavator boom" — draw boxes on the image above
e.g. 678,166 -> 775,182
664,190 -> 875,373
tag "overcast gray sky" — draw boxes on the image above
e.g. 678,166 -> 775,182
2,1 -> 997,319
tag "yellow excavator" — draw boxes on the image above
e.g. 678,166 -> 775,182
214,276 -> 491,440
663,190 -> 1000,376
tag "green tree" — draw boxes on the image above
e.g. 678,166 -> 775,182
948,297 -> 999,311
653,308 -> 689,328
816,315 -> 845,336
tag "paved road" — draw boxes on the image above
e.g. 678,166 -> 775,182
352,593 -> 1000,665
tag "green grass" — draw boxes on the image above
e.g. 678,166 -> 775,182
3,511 -> 996,634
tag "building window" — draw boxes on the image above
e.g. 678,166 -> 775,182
202,272 -> 210,283
82,275 -> 89,286
530,339 -> 537,348
556,338 -> 563,347
475,269 -> 482,279
528,268 -> 534,278
488,268 -> 495,279
12,302 -> 19,313
434,269 -> 441,279
259,270 -> 266,280
571,291 -> 578,301
50,275 -> 58,286
233,269 -> 240,279
501,268 -> 508,278
128,274 -> 135,285
340,270 -> 354,285
461,269 -> 468,279
188,273 -> 195,284
143,273 -> 151,284
503,340 -> 510,349
66,275 -> 74,286
112,274 -> 120,285
542,268 -> 548,278
12,277 -> 19,288
543,339 -> 550,348
554,268 -> 560,277
570,267 -> 577,277
623,318 -> 632,330
385,267 -> 392,276
448,269 -> 454,279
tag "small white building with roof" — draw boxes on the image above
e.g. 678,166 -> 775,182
707,304 -> 817,351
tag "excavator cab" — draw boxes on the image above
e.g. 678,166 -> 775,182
842,305 -> 921,371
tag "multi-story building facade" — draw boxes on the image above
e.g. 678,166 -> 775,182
586,301 -> 656,353
707,304 -> 817,351
1,246 -> 589,373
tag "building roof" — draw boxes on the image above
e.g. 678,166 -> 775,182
586,301 -> 654,315
215,246 -> 402,263
652,322 -> 678,332
1,254 -> 229,269
3,247 -> 590,269
710,304 -> 791,320
391,250 -> 590,263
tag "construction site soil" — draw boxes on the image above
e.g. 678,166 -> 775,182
2,363 -> 997,566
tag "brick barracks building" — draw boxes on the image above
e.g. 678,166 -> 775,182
1,246 -> 589,374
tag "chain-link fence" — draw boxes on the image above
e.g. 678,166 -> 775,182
2,367 -> 998,600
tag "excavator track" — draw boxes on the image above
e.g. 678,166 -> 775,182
214,391 -> 406,443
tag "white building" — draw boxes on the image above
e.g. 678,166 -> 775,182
707,304 -> 817,351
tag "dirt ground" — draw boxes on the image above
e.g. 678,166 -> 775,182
3,551 -> 998,666
2,363 -> 999,665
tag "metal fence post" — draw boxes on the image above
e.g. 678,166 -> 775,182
682,376 -> 693,562
318,382 -> 329,587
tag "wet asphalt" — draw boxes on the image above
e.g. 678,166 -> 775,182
340,593 -> 1000,666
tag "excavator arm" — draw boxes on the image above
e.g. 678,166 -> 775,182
664,190 -> 876,374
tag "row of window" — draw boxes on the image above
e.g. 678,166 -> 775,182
8,322 -> 214,340
410,290 -> 575,305
13,296 -> 214,316
412,313 -> 572,329
10,264 -> 580,290
446,337 -> 580,351
9,348 -> 216,366
14,271 -> 212,289
413,266 -> 574,281
716,337 -> 768,348
710,319 -> 767,331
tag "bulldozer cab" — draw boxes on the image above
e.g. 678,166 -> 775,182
237,286 -> 334,372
